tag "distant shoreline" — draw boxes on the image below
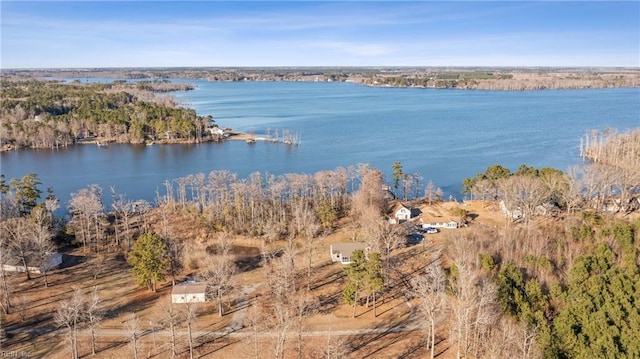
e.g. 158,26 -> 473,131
3,67 -> 639,91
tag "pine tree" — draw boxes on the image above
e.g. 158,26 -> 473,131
342,249 -> 367,318
127,232 -> 170,292
392,161 -> 404,194
365,252 -> 384,317
10,173 -> 42,216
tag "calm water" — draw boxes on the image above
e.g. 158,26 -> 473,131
1,80 -> 639,214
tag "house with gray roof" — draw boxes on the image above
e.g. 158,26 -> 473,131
330,243 -> 368,264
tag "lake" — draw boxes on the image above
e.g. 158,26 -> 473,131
1,80 -> 639,214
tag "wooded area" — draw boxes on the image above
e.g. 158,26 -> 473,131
0,79 -> 213,150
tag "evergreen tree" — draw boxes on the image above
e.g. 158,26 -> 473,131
553,243 -> 640,358
0,175 -> 9,194
317,199 -> 338,229
127,232 -> 171,292
392,161 -> 404,194
342,249 -> 367,318
365,252 -> 384,317
9,173 -> 42,216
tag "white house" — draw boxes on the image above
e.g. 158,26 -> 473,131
391,203 -> 420,223
208,126 -> 225,136
420,213 -> 461,229
421,220 -> 460,229
330,243 -> 368,264
499,200 -> 524,221
171,282 -> 207,304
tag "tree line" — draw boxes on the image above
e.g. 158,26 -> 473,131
356,71 -> 640,90
463,159 -> 640,217
7,67 -> 639,91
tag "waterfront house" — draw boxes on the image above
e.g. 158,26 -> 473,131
171,282 -> 207,303
420,215 -> 461,229
391,202 -> 421,223
500,200 -> 560,220
499,200 -> 524,221
330,243 -> 368,264
208,126 -> 225,136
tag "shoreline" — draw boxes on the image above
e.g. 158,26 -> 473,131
0,131 -> 294,152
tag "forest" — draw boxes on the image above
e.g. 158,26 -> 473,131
0,128 -> 638,358
0,79 -> 215,150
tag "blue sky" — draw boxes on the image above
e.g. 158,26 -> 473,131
1,1 -> 638,68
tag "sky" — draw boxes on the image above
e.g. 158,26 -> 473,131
1,1 -> 639,68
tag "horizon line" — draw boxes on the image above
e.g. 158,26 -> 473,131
3,65 -> 640,71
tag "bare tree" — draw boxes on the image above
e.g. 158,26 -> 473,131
448,235 -> 477,359
264,252 -> 297,359
412,172 -> 424,199
323,318 -> 348,359
578,163 -> 613,212
449,260 -> 475,359
185,302 -> 197,359
270,297 -> 294,359
470,179 -> 496,201
351,167 -> 385,219
29,206 -> 56,287
201,235 -> 235,317
0,234 -> 13,314
90,254 -> 108,281
558,167 -> 585,214
293,290 -> 318,358
110,187 -> 128,249
424,180 -> 443,204
485,317 -> 540,359
2,217 -> 35,280
518,323 -> 540,359
156,298 -> 180,358
304,228 -> 323,291
85,286 -> 103,356
55,287 -> 85,359
362,209 -> 405,280
447,234 -> 499,359
410,262 -> 447,359
242,301 -> 264,359
68,184 -> 105,253
125,312 -> 140,359
471,279 -> 498,358
156,199 -> 181,286
499,175 -> 550,222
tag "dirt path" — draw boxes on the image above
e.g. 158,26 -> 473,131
228,283 -> 260,331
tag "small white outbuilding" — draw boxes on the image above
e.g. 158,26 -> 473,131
171,282 -> 207,304
1,252 -> 62,274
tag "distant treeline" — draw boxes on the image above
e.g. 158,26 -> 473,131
358,71 -> 640,90
4,67 -> 639,91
